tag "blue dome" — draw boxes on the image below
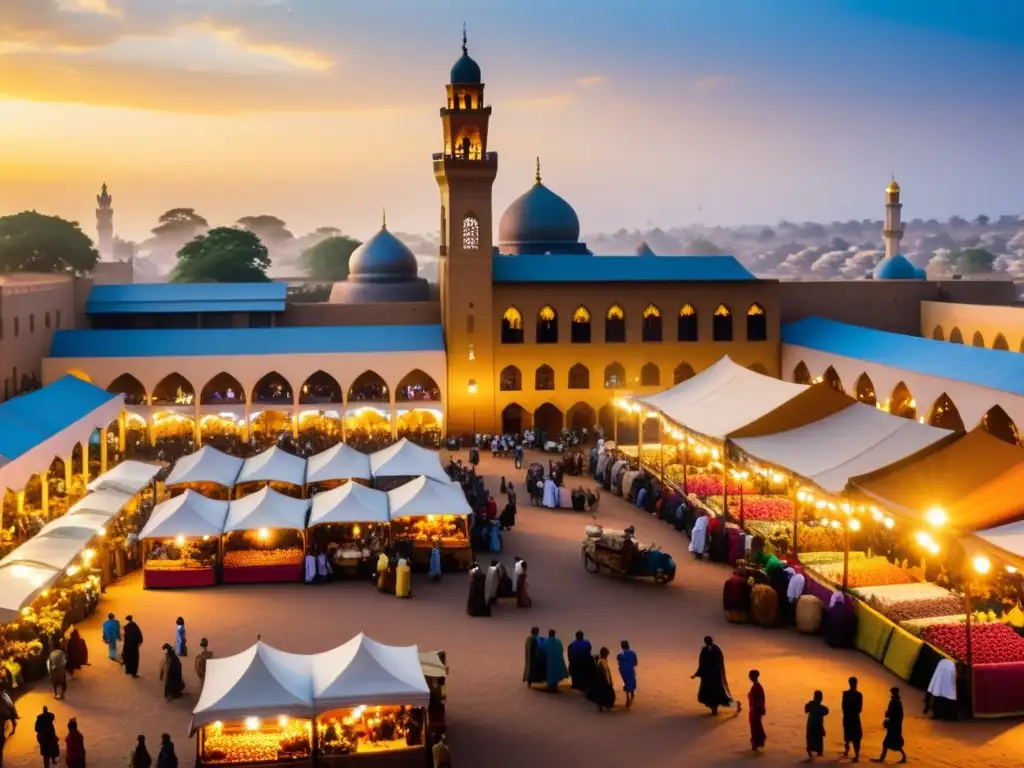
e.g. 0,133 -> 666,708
349,225 -> 418,280
873,254 -> 920,280
498,181 -> 581,249
913,265 -> 927,279
450,53 -> 481,85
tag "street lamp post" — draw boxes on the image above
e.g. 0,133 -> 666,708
467,380 -> 477,440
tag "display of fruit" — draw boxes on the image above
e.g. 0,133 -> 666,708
877,596 -> 966,623
203,730 -> 310,764
728,496 -> 794,522
815,556 -> 917,588
921,622 -> 1024,665
223,548 -> 303,568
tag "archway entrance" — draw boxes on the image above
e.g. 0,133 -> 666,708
854,373 -> 876,406
928,393 -> 965,432
501,403 -> 528,435
981,406 -> 1020,446
890,382 -> 916,420
822,366 -> 844,393
567,402 -> 597,434
598,404 -> 616,438
533,403 -> 564,440
793,362 -> 811,384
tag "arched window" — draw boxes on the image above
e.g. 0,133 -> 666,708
932,326 -> 944,341
746,303 -> 767,341
604,363 -> 625,389
461,215 -> 480,251
605,304 -> 626,343
793,362 -> 811,384
106,373 -> 147,406
640,363 -> 660,387
993,333 -> 1009,351
348,370 -> 388,402
712,304 -> 733,341
677,304 -> 698,342
200,372 -> 244,405
300,371 -> 342,404
500,365 -> 522,391
501,306 -> 523,344
972,331 -> 985,348
568,363 -> 589,390
949,327 -> 964,344
535,364 -> 555,390
929,393 -> 965,432
537,306 -> 558,344
890,381 -> 916,420
252,371 -> 293,404
641,304 -> 662,342
571,306 -> 591,343
673,362 -> 695,384
821,366 -> 844,394
854,373 -> 876,406
982,405 -> 1021,446
396,369 -> 441,401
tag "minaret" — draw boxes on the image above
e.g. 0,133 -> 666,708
435,25 -> 498,435
96,183 -> 113,259
882,176 -> 903,259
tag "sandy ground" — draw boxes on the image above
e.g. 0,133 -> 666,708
2,451 -> 1022,767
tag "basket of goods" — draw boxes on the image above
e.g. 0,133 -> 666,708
750,583 -> 779,626
223,548 -> 303,568
795,594 -> 824,634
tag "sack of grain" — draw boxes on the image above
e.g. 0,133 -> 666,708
750,584 -> 779,626
795,594 -> 825,634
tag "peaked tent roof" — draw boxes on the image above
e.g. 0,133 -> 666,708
637,356 -> 807,440
165,445 -> 244,488
191,642 -> 315,732
87,460 -> 162,496
139,490 -> 231,540
967,521 -> 1024,573
306,443 -> 372,484
731,402 -> 954,495
312,633 -> 430,710
237,446 -> 307,488
37,512 -> 110,539
849,428 -> 1024,531
69,489 -> 133,517
223,485 -> 310,533
309,482 -> 389,526
387,476 -> 471,519
370,438 -> 449,483
726,383 -> 856,439
0,562 -> 62,624
0,534 -> 91,572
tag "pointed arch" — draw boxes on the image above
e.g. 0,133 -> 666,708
993,333 -> 1009,351
568,363 -> 590,390
605,304 -> 626,343
854,373 -> 877,406
747,362 -> 768,375
677,303 -> 698,342
598,403 -> 616,436
641,303 -> 663,342
604,362 -> 625,389
501,403 -> 528,435
949,327 -> 964,344
537,305 -> 558,343
890,381 -> 916,420
501,306 -> 524,343
822,366 -> 844,394
151,373 -> 194,406
348,370 -> 388,402
712,303 -> 733,341
981,405 -> 1020,446
571,306 -> 592,343
535,364 -> 555,391
928,393 -> 965,432
300,370 -> 342,404
567,402 -> 597,433
972,330 -> 985,348
746,303 -> 767,341
932,325 -> 944,341
793,361 -> 811,385
252,371 -> 293,404
200,372 -> 243,405
673,362 -> 695,385
499,365 -> 522,391
461,214 -> 480,251
640,362 -> 660,387
106,373 -> 147,406
533,402 -> 564,436
396,369 -> 440,402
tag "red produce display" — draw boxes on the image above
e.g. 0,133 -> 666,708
921,622 -> 1024,665
729,496 -> 794,522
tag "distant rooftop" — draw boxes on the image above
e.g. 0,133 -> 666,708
50,325 -> 445,358
491,254 -> 756,283
85,282 -> 288,314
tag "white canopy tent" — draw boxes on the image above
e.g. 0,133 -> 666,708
191,642 -> 315,732
731,403 -> 953,495
165,445 -> 243,488
139,490 -> 230,540
312,633 -> 430,710
309,483 -> 389,527
87,460 -> 161,496
0,533 -> 92,572
370,439 -> 449,484
0,562 -> 62,624
637,355 -> 807,440
237,446 -> 307,488
37,512 -> 110,539
306,443 -> 372,484
223,486 -> 310,534
69,489 -> 133,517
970,521 -> 1024,569
387,476 -> 471,519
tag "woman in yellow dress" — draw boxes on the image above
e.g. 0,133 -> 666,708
376,552 -> 390,591
396,557 -> 412,598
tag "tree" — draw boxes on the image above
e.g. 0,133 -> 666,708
152,207 -> 209,242
955,247 -> 996,275
0,211 -> 99,275
684,237 -> 724,255
171,227 -> 271,283
237,215 -> 294,247
974,214 -> 990,226
300,236 -> 362,281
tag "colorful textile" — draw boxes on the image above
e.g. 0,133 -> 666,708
854,601 -> 894,661
883,626 -> 924,681
908,642 -> 946,691
973,662 -> 1024,717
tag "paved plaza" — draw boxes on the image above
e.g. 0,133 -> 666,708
3,452 -> 1021,767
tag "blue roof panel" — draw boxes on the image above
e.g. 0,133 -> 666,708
782,316 -> 1024,396
49,325 -> 446,358
491,254 -> 756,282
86,283 -> 287,314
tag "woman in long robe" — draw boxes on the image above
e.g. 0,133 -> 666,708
689,514 -> 709,559
65,628 -> 88,675
516,561 -> 532,607
617,641 -> 638,707
691,637 -> 737,715
542,478 -> 558,508
875,687 -> 907,763
586,648 -> 616,711
567,632 -> 593,692
159,644 -> 185,700
64,718 -> 86,768
523,628 -> 546,687
747,670 -> 766,751
466,565 -> 490,617
47,641 -> 67,700
122,617 -> 143,678
544,630 -> 568,691
376,552 -> 390,591
428,544 -> 442,582
35,706 -> 60,766
804,691 -> 828,759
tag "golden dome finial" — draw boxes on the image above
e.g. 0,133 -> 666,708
535,156 -> 542,185
886,175 -> 900,195
382,207 -> 387,229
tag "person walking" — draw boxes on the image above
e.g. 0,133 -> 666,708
174,618 -> 187,657
101,613 -> 121,662
0,685 -> 18,766
691,636 -> 741,716
616,640 -> 638,707
122,615 -> 144,678
428,541 -> 442,582
843,676 -> 864,762
130,735 -> 153,768
747,670 -> 767,752
156,733 -> 178,768
33,706 -> 60,768
46,638 -> 67,700
431,732 -> 452,768
64,718 -> 86,768
871,687 -> 907,764
804,690 -> 829,762
159,644 -> 185,700
194,639 -> 213,690
586,647 -> 616,712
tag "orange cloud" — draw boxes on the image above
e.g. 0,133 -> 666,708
192,21 -> 335,71
577,75 -> 604,86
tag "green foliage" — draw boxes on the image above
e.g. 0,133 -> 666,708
237,215 -> 294,246
152,208 -> 209,242
299,236 -> 361,281
955,247 -> 996,275
171,227 -> 271,283
0,211 -> 99,275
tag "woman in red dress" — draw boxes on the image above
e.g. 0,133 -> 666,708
64,717 -> 86,767
64,628 -> 88,677
747,669 -> 766,752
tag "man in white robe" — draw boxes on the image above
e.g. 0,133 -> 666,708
485,560 -> 500,606
689,514 -> 709,559
542,477 -> 558,508
512,557 -> 523,593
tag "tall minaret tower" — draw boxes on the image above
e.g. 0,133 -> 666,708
434,26 -> 499,436
882,176 -> 903,259
96,183 -> 113,259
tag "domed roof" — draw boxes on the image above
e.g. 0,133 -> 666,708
348,216 -> 418,279
873,254 -> 919,280
498,160 -> 581,248
450,28 -> 481,85
886,177 -> 900,195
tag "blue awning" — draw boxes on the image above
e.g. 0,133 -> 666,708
86,283 -> 288,314
492,254 -> 757,283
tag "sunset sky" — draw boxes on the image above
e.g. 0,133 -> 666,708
0,0 -> 1022,243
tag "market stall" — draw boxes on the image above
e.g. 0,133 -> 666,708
306,444 -> 373,493
68,489 -> 133,518
165,446 -> 244,499
87,459 -> 162,496
235,446 -> 308,499
369,439 -> 449,491
308,483 -> 389,577
221,487 -> 309,584
139,491 -> 230,588
387,476 -> 471,570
